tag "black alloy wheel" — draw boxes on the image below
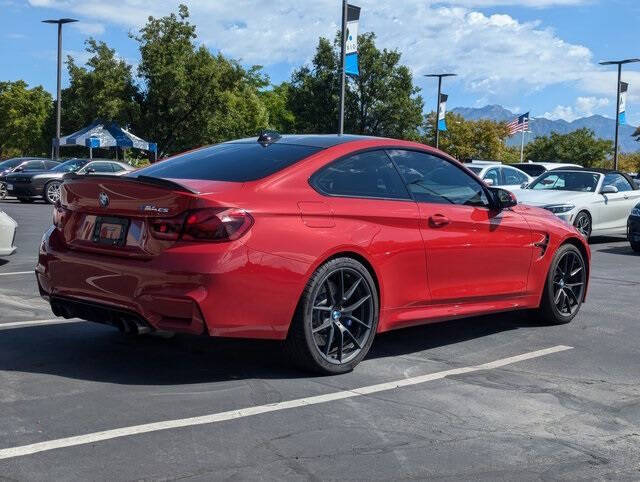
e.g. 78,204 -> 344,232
537,244 -> 586,324
286,257 -> 379,374
573,211 -> 591,239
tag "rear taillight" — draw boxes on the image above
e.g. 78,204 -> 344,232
149,208 -> 253,243
52,201 -> 71,230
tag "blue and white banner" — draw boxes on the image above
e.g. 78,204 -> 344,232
344,4 -> 361,77
619,81 -> 628,125
438,93 -> 448,131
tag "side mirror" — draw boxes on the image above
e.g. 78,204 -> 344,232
14,167 -> 23,172
484,178 -> 495,186
520,182 -> 529,189
601,185 -> 618,194
490,187 -> 518,210
86,168 -> 96,174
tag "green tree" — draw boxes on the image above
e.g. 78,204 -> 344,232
617,152 -> 640,173
524,128 -> 613,167
288,33 -> 423,137
422,112 -> 513,161
62,38 -> 140,135
260,82 -> 296,133
0,80 -> 52,157
133,4 -> 268,156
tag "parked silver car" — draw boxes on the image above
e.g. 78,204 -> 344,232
516,168 -> 640,239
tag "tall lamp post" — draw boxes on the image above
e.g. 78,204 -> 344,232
425,73 -> 456,149
599,58 -> 640,170
42,18 -> 78,160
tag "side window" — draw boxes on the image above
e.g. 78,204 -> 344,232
504,167 -> 527,185
88,162 -> 114,173
483,168 -> 500,186
24,161 -> 44,171
111,163 -> 125,172
311,150 -> 410,200
386,149 -> 490,207
604,173 -> 633,192
44,161 -> 58,169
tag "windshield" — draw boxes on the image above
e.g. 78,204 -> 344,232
51,159 -> 88,172
0,159 -> 24,170
467,166 -> 483,175
528,171 -> 600,192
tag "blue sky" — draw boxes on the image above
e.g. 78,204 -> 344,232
2,0 -> 640,125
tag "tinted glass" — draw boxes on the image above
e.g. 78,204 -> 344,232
467,166 -> 483,175
312,150 -> 409,199
44,161 -> 59,169
135,143 -> 321,182
111,163 -> 126,172
0,159 -> 24,169
513,164 -> 546,177
387,150 -> 489,207
51,159 -> 89,172
22,161 -> 45,170
503,167 -> 528,185
86,162 -> 114,173
603,173 -> 633,192
530,171 -> 599,192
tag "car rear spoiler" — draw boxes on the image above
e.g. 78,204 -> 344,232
63,173 -> 199,194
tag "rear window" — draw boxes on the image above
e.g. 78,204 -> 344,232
133,143 -> 322,182
513,164 -> 546,177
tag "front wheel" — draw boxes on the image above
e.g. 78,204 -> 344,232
285,257 -> 379,374
573,211 -> 591,240
44,181 -> 61,204
0,183 -> 7,200
536,244 -> 587,325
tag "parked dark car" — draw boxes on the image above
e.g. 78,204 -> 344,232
629,202 -> 640,252
0,158 -> 59,200
5,159 -> 133,204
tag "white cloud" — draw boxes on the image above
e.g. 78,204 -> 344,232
72,22 -> 105,36
543,96 -> 609,121
24,0 -> 632,103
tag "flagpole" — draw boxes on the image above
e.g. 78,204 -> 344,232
614,63 -> 622,170
338,0 -> 347,135
520,128 -> 525,162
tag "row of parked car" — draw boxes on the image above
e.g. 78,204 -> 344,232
0,157 -> 134,204
466,160 -> 640,250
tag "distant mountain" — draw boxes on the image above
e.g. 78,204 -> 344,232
451,105 -> 640,153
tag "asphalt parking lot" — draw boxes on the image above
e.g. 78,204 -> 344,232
1,199 -> 639,480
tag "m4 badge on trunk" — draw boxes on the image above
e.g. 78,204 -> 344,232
141,205 -> 169,214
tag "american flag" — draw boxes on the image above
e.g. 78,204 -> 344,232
507,112 -> 530,135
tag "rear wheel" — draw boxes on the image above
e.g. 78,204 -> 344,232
573,211 -> 591,240
285,257 -> 379,374
44,181 -> 61,204
536,244 -> 587,325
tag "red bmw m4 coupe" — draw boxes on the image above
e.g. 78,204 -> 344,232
37,134 -> 590,374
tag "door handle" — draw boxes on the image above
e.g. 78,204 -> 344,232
429,214 -> 450,227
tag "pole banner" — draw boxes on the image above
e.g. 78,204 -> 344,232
344,4 -> 360,76
438,93 -> 448,131
619,81 -> 628,125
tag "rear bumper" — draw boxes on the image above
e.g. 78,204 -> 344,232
628,216 -> 640,242
37,227 -> 308,339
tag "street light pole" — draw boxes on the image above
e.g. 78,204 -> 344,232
599,58 -> 640,170
338,0 -> 348,135
43,18 -> 78,160
424,73 -> 456,149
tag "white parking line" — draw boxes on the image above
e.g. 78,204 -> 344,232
0,345 -> 572,461
0,319 -> 80,330
0,271 -> 33,277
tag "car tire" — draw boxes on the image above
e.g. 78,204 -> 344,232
573,211 -> 591,240
285,257 -> 379,375
536,244 -> 587,325
0,182 -> 6,201
44,181 -> 62,204
18,197 -> 34,204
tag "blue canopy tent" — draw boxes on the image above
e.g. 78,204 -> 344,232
54,121 -> 157,161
